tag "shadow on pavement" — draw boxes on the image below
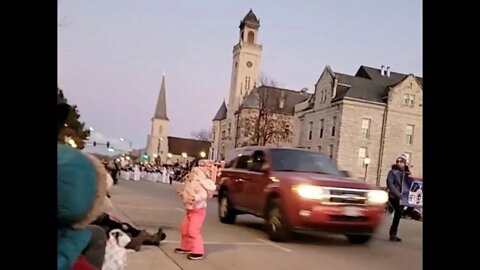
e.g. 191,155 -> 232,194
234,221 -> 353,247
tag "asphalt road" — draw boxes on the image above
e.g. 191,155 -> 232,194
111,179 -> 422,270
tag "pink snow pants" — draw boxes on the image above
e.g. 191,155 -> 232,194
180,208 -> 207,254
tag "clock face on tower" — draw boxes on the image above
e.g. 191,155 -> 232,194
246,61 -> 253,68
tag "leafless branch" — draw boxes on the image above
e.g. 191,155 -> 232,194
191,129 -> 212,141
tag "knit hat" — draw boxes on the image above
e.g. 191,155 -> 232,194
396,154 -> 408,164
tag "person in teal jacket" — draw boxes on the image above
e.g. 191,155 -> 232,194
58,144 -> 107,270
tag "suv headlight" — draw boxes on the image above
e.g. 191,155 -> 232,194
367,190 -> 388,204
293,185 -> 328,200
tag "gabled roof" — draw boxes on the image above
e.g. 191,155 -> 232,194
212,100 -> 228,121
331,66 -> 423,103
355,66 -> 423,88
332,73 -> 386,103
241,86 -> 311,115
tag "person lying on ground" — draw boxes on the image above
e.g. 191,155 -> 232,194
91,170 -> 166,252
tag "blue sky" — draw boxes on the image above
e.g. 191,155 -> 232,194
57,0 -> 422,155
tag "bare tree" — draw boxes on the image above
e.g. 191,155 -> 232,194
238,78 -> 293,146
191,129 -> 212,141
258,72 -> 278,87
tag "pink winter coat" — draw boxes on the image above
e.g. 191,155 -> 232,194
180,167 -> 216,210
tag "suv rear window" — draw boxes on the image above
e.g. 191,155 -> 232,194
269,149 -> 342,176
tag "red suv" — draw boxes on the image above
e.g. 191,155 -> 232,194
217,146 -> 388,244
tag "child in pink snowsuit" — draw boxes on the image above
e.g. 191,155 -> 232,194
175,166 -> 216,260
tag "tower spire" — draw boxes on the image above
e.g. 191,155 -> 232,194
153,73 -> 169,120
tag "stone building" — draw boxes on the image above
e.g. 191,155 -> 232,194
211,10 -> 422,186
295,65 -> 422,185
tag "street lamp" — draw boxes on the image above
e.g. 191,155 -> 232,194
200,151 -> 206,158
89,127 -> 94,132
363,157 -> 371,182
167,153 -> 172,158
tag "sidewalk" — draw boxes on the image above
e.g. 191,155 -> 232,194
109,189 -> 181,270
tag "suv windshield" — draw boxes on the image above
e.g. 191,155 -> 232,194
270,149 -> 342,176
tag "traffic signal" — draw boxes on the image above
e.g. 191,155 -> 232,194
93,141 -> 96,147
106,142 -> 110,148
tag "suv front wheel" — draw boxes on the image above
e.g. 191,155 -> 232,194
265,199 -> 291,242
218,190 -> 237,224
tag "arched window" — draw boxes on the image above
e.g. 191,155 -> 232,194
247,31 -> 255,43
245,76 -> 251,90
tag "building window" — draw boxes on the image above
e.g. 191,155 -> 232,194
158,125 -> 163,135
408,95 -> 415,106
323,90 -> 327,102
358,147 -> 368,167
308,121 -> 313,140
406,125 -> 414,144
221,130 -> 226,139
317,146 -> 322,153
331,116 -> 337,136
329,144 -> 334,160
220,145 -> 225,160
228,123 -> 232,136
212,129 -> 216,141
361,118 -> 371,139
403,94 -> 415,106
320,91 -> 324,104
245,76 -> 251,90
319,119 -> 324,138
247,31 -> 255,43
405,152 -> 412,165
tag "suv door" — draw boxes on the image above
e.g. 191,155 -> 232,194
244,150 -> 270,214
229,150 -> 252,207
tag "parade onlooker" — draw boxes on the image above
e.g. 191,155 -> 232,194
175,167 -> 216,260
93,166 -> 167,251
386,155 -> 408,242
57,144 -> 108,270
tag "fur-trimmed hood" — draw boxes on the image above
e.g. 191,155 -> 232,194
191,167 -> 216,191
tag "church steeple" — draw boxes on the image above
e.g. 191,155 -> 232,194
154,73 -> 169,120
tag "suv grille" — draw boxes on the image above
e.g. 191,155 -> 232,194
324,188 -> 368,205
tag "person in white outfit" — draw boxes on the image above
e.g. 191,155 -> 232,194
161,166 -> 168,184
133,165 -> 141,181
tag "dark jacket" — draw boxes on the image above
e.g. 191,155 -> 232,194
386,165 -> 406,199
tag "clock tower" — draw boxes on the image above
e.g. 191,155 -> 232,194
227,9 -> 263,116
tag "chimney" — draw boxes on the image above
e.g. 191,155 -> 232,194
380,65 -> 385,76
386,66 -> 391,77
